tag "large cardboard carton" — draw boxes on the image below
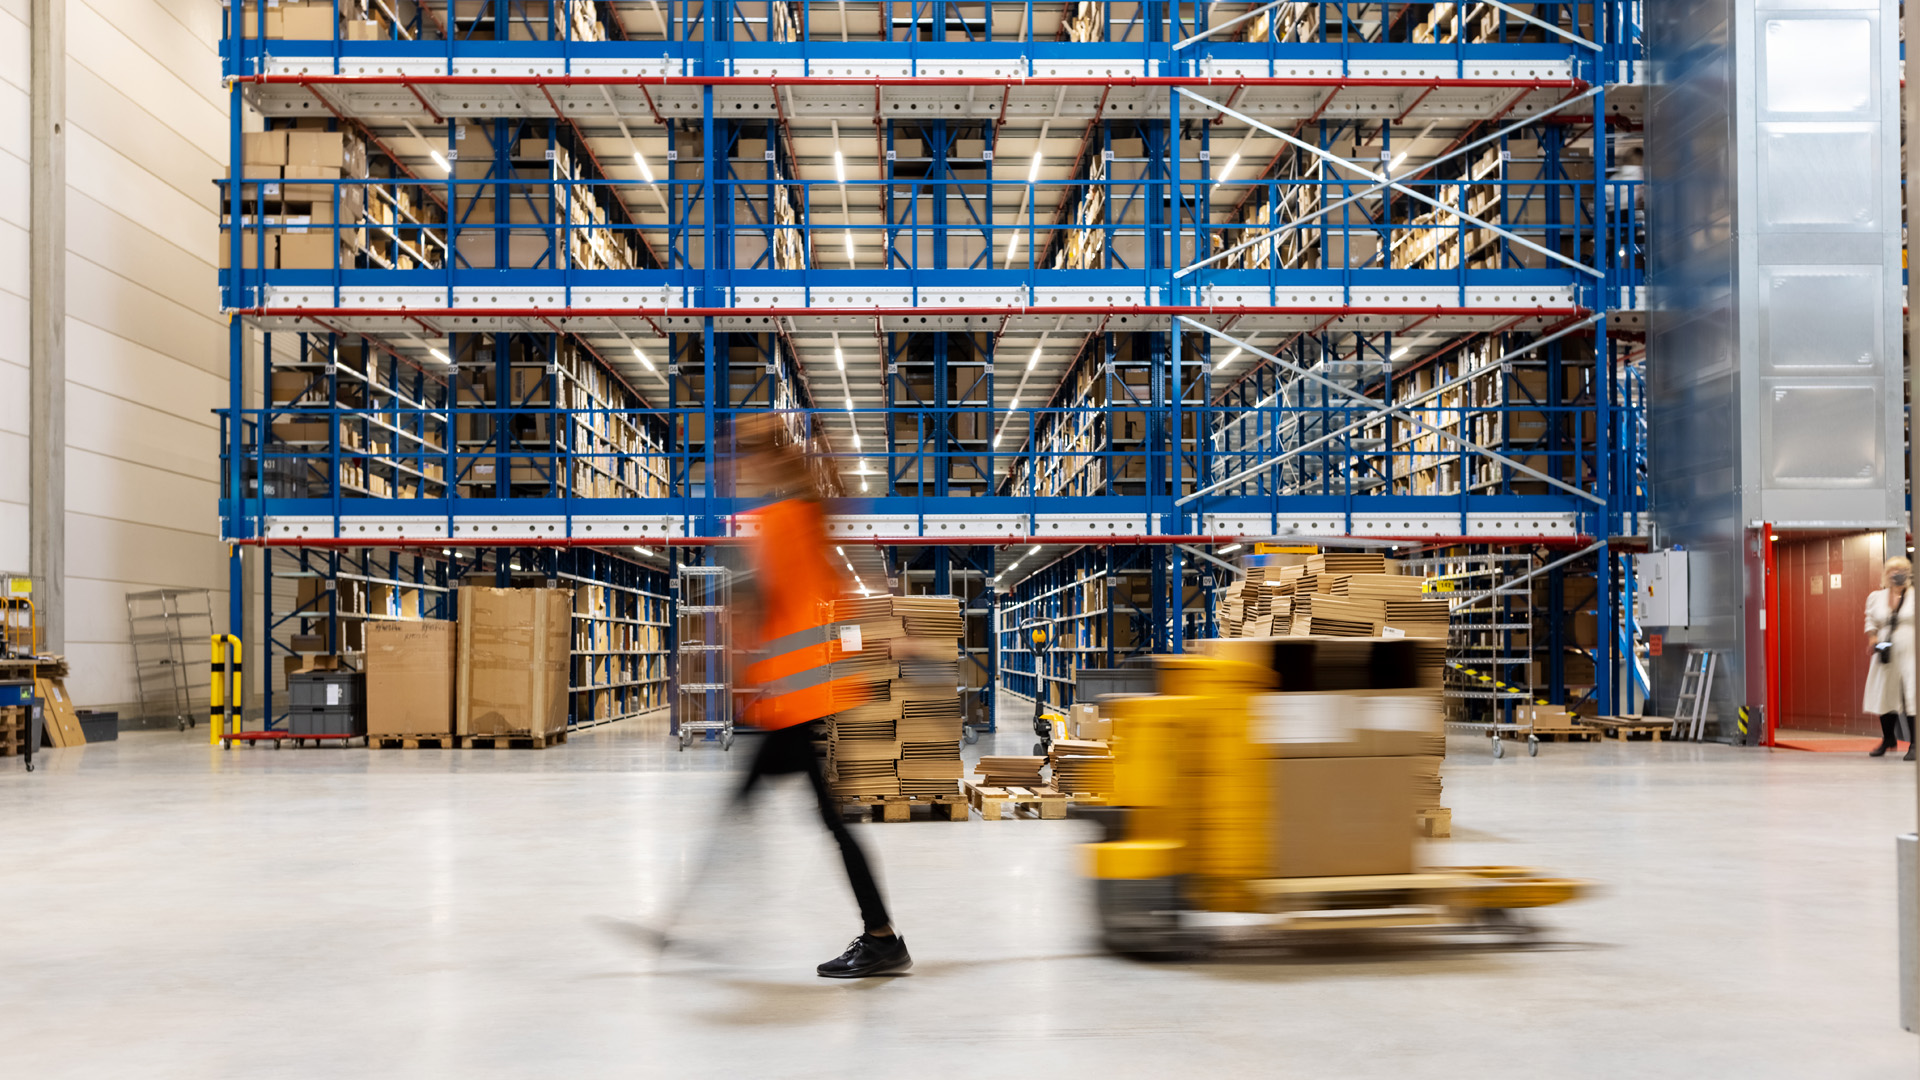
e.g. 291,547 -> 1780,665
456,587 -> 570,737
1269,756 -> 1418,878
366,621 -> 456,736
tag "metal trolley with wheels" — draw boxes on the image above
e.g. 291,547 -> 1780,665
674,566 -> 735,751
1445,719 -> 1539,758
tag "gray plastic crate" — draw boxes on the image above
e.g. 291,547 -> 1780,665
288,708 -> 365,737
288,672 -> 362,709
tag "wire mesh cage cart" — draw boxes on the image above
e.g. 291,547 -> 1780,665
125,589 -> 215,731
674,566 -> 734,751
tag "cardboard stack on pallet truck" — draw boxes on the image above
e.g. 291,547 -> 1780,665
824,596 -> 965,800
1201,635 -> 1451,866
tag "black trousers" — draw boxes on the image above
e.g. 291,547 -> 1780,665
735,722 -> 892,934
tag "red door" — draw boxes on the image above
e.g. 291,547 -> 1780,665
1774,532 -> 1887,736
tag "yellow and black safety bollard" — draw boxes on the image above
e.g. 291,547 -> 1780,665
210,634 -> 242,746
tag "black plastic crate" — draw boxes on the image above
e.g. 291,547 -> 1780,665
76,709 -> 118,743
288,672 -> 363,709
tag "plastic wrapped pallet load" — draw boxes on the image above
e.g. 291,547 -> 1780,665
455,586 -> 571,740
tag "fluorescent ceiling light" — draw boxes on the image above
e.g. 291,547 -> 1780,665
1006,231 -> 1022,261
426,347 -> 450,364
633,546 -> 655,556
1390,346 -> 1411,361
993,432 -> 1004,448
430,150 -> 450,173
633,151 -> 655,183
834,150 -> 847,184
1213,152 -> 1240,188
1029,545 -> 1041,555
1007,396 -> 1019,413
852,432 -> 862,449
632,347 -> 656,372
845,396 -> 855,412
836,547 -> 845,556
1219,543 -> 1242,554
844,230 -> 856,265
1028,346 -> 1042,371
1028,152 -> 1043,184
1389,151 -> 1408,173
835,346 -> 846,370
861,480 -> 869,493
1216,347 -> 1242,370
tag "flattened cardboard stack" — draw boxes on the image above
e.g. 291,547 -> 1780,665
825,595 -> 966,800
1335,572 -> 1452,638
976,756 -> 1046,788
1199,635 -> 1449,876
1047,739 -> 1114,795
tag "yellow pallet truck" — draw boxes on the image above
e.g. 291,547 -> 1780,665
1074,657 -> 1586,959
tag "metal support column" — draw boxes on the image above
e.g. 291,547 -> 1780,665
30,0 -> 66,652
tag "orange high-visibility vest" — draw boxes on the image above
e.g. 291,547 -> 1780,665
740,498 -> 879,729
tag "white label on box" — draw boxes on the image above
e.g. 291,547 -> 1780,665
285,216 -> 310,235
840,624 -> 863,653
1358,695 -> 1438,733
1251,694 -> 1351,744
327,683 -> 343,705
1381,625 -> 1405,638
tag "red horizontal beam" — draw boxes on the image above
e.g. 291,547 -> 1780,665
236,73 -> 1585,92
240,305 -> 1588,321
237,533 -> 1595,549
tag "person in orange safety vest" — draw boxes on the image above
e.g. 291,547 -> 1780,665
729,416 -> 910,979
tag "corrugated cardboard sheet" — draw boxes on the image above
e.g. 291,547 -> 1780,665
456,587 -> 570,737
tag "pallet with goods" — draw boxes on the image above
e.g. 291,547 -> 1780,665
823,596 -> 966,806
1047,739 -> 1114,798
228,0 -> 389,43
1063,0 -> 1103,43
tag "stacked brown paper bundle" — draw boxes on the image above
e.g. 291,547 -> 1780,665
825,595 -> 965,799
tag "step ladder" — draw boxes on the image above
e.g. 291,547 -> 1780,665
1670,649 -> 1715,741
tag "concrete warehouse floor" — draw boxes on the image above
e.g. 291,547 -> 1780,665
1,704 -> 1916,1079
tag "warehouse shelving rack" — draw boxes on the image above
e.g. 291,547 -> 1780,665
216,2 -> 1647,731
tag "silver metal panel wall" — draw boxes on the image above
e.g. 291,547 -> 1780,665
1648,0 -> 1904,740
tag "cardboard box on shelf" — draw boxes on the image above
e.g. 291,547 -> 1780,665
1268,755 -> 1418,878
276,232 -> 341,270
366,620 -> 456,736
456,587 -> 570,738
285,130 -> 347,170
278,2 -> 336,39
243,131 -> 289,167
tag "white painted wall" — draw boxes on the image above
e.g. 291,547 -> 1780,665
0,0 -> 31,577
21,0 -> 230,711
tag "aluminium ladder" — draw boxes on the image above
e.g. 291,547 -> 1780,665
1670,649 -> 1716,741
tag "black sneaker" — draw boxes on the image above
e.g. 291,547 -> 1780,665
816,933 -> 912,978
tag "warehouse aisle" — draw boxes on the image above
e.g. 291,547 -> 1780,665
0,727 -> 1914,1080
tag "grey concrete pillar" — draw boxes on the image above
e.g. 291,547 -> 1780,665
29,0 -> 65,654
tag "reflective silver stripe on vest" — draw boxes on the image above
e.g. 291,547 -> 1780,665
758,622 -> 836,659
758,662 -> 837,696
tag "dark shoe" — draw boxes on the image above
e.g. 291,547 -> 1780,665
1872,714 -> 1900,756
1870,743 -> 1892,757
1906,745 -> 1915,762
817,933 -> 912,978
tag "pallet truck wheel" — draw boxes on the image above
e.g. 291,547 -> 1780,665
1527,735 -> 1539,757
961,724 -> 978,745
1491,736 -> 1504,759
24,760 -> 32,772
722,731 -> 735,751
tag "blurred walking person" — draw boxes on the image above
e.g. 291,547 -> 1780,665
727,416 -> 911,977
1863,557 -> 1915,760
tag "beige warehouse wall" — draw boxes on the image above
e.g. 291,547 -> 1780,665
0,0 -> 30,575
48,0 -> 229,712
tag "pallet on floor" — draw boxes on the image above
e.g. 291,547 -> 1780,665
839,793 -> 970,822
461,730 -> 567,749
369,734 -> 458,749
1579,716 -> 1669,741
1417,807 -> 1452,838
1531,730 -> 1602,743
964,780 -> 1070,820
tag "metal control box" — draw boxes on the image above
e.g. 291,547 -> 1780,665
1635,550 -> 1691,629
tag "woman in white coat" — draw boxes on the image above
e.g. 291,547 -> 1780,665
1863,557 -> 1915,759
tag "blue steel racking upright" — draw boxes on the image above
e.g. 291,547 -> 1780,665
216,2 -> 1646,730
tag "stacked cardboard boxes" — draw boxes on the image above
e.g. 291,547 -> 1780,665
221,126 -> 375,270
1215,556 -> 1450,640
233,0 -> 387,40
1200,636 -> 1448,876
366,621 -> 457,739
824,595 -> 966,800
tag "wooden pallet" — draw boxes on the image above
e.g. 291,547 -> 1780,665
965,780 -> 1069,820
1417,808 -> 1452,839
840,794 -> 970,823
461,730 -> 567,750
1579,716 -> 1669,741
369,734 -> 458,750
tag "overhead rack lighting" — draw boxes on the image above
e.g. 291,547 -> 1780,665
633,151 -> 655,183
1389,151 -> 1408,173
632,347 -> 657,372
852,432 -> 862,450
430,150 -> 450,173
1027,345 -> 1042,371
1213,152 -> 1240,188
633,546 -> 655,556
1216,347 -> 1242,370
835,345 -> 846,370
1219,543 -> 1242,554
1007,396 -> 1019,413
427,346 -> 451,364
1029,545 -> 1041,556
844,230 -> 856,265
845,396 -> 855,412
1028,152 -> 1043,184
833,150 -> 847,184
1390,345 -> 1411,361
